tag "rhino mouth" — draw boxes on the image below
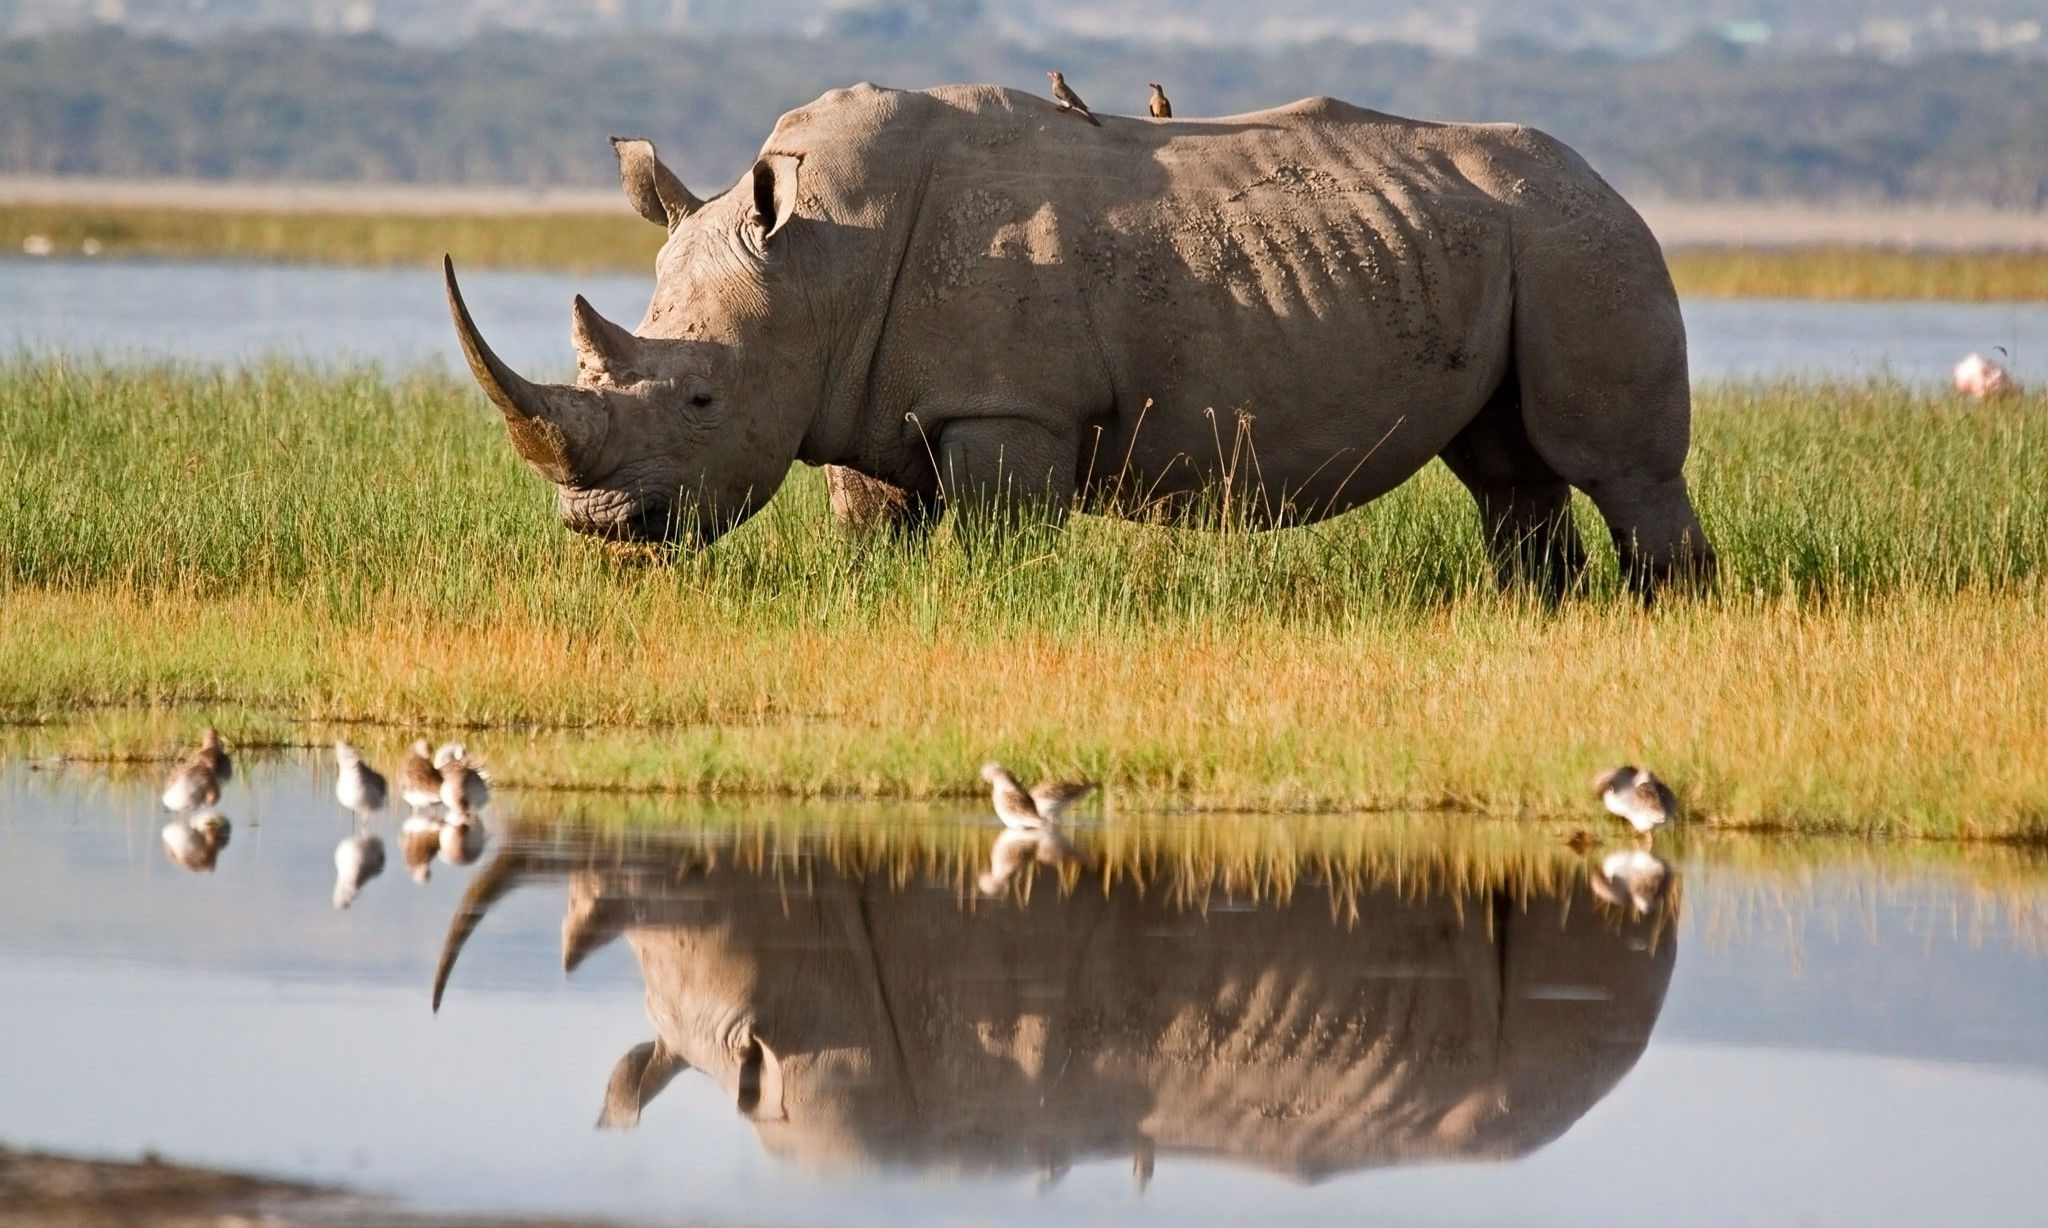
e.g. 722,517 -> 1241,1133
559,490 -> 739,549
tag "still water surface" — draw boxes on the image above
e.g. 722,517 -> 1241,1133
2,755 -> 2045,1225
5,257 -> 2046,384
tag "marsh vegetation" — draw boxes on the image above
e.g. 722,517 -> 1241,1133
9,203 -> 2048,302
3,360 -> 2044,838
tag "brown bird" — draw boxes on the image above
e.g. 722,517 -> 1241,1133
1047,71 -> 1101,126
1148,82 -> 1172,118
398,738 -> 443,814
161,727 -> 232,812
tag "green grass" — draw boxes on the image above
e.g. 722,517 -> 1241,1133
5,203 -> 2046,301
3,359 -> 2047,839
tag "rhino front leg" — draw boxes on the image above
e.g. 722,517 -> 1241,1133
823,466 -> 938,540
933,418 -> 1077,542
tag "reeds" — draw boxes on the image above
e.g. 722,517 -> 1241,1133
3,359 -> 2046,838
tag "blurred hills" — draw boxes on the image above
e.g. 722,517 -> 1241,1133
4,0 -> 2044,57
1,19 -> 2044,206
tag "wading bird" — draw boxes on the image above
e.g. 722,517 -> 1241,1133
399,739 -> 443,815
161,728 -> 232,812
332,833 -> 387,909
980,761 -> 1095,832
1954,347 -> 2019,400
160,812 -> 231,872
334,741 -> 388,819
1594,765 -> 1676,834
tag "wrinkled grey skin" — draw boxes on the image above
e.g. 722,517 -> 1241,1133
447,84 -> 1714,596
435,835 -> 1677,1177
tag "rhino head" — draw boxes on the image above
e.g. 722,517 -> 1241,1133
445,137 -> 816,546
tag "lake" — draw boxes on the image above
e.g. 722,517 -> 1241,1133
3,752 -> 2044,1226
4,256 -> 2046,383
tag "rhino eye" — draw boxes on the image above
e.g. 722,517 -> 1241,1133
689,392 -> 715,409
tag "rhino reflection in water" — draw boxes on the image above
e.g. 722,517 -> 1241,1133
434,835 -> 1676,1181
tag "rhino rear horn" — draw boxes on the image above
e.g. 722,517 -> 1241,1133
610,135 -> 702,229
444,257 -> 610,485
430,844 -> 538,1012
571,295 -> 639,375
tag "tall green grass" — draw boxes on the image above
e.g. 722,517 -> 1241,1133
3,359 -> 2046,838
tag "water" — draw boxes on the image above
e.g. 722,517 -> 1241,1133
4,257 -> 2046,384
3,755 -> 2045,1225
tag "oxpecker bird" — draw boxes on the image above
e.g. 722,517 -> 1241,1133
1148,82 -> 1172,118
1047,71 -> 1101,126
1594,765 -> 1677,834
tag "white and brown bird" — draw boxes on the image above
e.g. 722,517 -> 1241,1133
160,813 -> 231,873
976,826 -> 1085,895
332,833 -> 387,909
400,821 -> 441,883
1148,82 -> 1172,118
438,818 -> 488,866
440,759 -> 490,817
1047,71 -> 1101,126
980,761 -> 1095,832
1594,765 -> 1677,834
334,741 -> 388,819
1589,846 -> 1672,914
1954,347 -> 2019,400
399,739 -> 443,814
160,728 -> 231,812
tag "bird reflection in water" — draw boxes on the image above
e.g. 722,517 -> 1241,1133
160,812 -> 231,873
430,820 -> 1681,1187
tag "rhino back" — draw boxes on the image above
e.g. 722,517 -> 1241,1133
763,87 -> 1654,512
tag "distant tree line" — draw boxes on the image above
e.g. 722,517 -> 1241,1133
1,26 -> 2043,206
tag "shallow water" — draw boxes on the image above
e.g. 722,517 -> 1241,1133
2,754 -> 2045,1225
4,256 -> 2045,385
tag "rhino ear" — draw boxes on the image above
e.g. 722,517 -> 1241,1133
748,154 -> 802,247
735,1035 -> 786,1121
610,135 -> 701,229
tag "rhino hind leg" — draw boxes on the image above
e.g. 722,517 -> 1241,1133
1438,384 -> 1588,602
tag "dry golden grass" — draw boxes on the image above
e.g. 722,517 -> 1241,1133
6,586 -> 2046,839
1667,245 -> 2048,301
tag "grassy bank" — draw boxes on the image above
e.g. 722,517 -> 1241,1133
1664,244 -> 2048,302
5,202 -> 2047,300
3,360 -> 2046,837
0,203 -> 659,274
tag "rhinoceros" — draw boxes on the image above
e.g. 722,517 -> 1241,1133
433,829 -> 1677,1178
445,84 -> 1715,597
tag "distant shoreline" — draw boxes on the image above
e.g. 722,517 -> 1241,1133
5,176 -> 2047,249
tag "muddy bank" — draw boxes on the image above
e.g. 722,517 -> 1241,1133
0,1146 -> 612,1228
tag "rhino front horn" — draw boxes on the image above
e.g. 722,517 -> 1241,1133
443,255 -> 609,485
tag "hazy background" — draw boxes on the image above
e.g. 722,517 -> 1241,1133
1,0 -> 2044,204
